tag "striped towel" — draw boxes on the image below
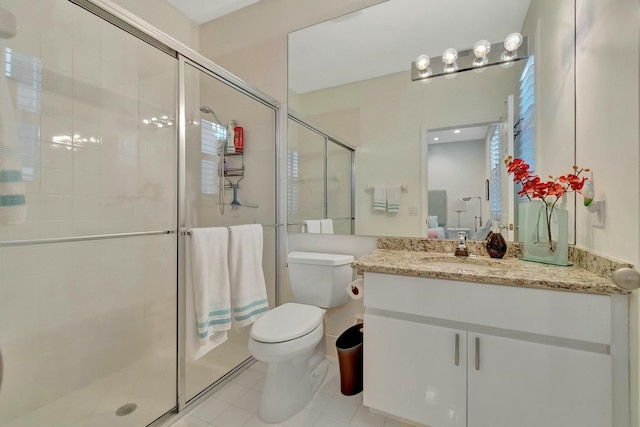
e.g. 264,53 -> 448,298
387,185 -> 401,213
188,227 -> 231,359
373,186 -> 386,211
0,51 -> 26,225
228,224 -> 269,328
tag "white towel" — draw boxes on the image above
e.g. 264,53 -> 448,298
187,227 -> 231,360
304,219 -> 321,233
386,185 -> 401,213
320,219 -> 334,234
228,224 -> 269,328
373,186 -> 386,211
0,44 -> 26,225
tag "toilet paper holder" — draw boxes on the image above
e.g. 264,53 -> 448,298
347,275 -> 364,299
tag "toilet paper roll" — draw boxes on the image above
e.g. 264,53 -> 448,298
347,278 -> 364,300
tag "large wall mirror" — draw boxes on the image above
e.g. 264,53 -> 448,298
288,0 -> 576,242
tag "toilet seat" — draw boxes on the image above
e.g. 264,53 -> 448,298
250,303 -> 324,343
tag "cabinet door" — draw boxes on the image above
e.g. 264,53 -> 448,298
364,313 -> 466,427
467,333 -> 611,427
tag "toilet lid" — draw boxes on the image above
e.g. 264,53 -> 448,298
251,303 -> 324,343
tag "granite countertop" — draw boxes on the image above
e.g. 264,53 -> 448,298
352,249 -> 630,295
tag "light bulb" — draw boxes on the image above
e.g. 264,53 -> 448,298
473,40 -> 491,58
504,32 -> 523,52
418,67 -> 433,79
472,56 -> 488,67
500,50 -> 516,67
443,63 -> 458,73
415,54 -> 431,71
442,48 -> 458,65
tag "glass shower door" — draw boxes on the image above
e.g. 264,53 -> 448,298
182,61 -> 277,402
0,1 -> 178,426
327,140 -> 354,234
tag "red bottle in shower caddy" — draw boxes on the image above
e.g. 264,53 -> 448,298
233,126 -> 244,153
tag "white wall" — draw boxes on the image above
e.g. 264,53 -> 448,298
574,0 -> 640,424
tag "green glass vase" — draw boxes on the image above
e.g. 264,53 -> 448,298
518,201 -> 571,266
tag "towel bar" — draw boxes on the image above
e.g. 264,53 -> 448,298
183,224 -> 283,236
365,184 -> 408,193
0,230 -> 176,247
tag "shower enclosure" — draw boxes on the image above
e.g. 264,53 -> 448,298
287,113 -> 354,235
0,1 -> 278,426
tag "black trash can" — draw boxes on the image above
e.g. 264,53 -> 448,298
336,323 -> 363,396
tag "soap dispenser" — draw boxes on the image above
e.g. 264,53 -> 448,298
486,220 -> 507,258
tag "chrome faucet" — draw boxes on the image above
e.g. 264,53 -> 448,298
454,231 -> 469,257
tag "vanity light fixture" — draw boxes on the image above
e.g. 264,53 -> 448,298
411,33 -> 529,82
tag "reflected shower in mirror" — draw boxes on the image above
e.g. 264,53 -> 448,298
288,0 -> 576,241
287,114 -> 354,235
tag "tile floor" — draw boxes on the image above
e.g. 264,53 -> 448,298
168,359 -> 414,427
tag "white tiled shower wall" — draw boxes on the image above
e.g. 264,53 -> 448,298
0,0 -> 180,423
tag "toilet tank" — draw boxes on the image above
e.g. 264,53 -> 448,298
287,251 -> 355,308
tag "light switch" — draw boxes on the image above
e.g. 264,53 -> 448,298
408,207 -> 418,216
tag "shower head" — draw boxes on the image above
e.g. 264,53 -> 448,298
199,105 -> 224,126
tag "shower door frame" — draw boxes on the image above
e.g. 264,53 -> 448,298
67,0 -> 282,421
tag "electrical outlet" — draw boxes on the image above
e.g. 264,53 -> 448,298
408,207 -> 418,216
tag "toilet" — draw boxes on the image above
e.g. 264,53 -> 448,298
248,251 -> 355,423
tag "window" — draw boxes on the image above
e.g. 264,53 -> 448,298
4,46 -> 41,181
516,56 -> 535,170
489,124 -> 502,219
200,118 -> 225,194
287,150 -> 299,215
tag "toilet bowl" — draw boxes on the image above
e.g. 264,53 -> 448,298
248,252 -> 354,423
249,303 -> 328,423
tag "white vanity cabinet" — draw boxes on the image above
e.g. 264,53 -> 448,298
363,272 -> 629,427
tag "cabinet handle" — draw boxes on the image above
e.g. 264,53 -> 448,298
454,333 -> 460,366
475,337 -> 480,371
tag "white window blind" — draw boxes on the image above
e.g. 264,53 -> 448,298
4,47 -> 41,181
200,118 -> 225,194
287,150 -> 299,215
489,124 -> 502,219
516,56 -> 535,169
